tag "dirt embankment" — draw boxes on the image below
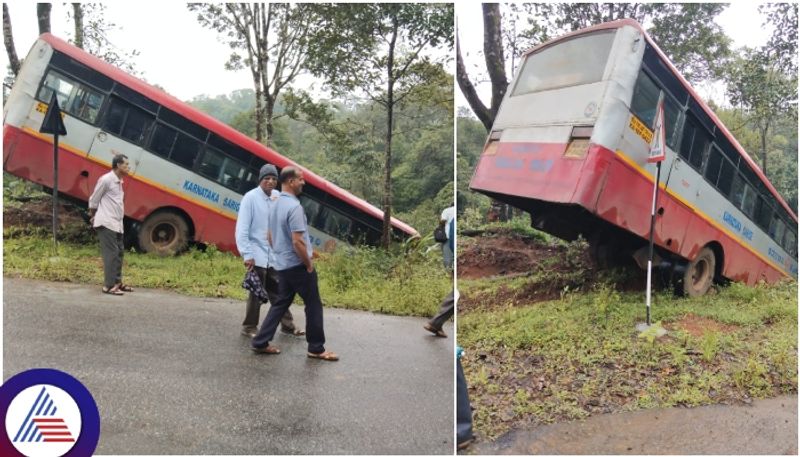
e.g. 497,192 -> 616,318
457,228 -> 645,312
4,196 -> 91,243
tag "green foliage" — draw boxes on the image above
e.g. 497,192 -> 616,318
459,279 -> 797,439
3,233 -> 448,317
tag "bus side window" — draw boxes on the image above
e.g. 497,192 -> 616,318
299,196 -> 322,227
729,173 -> 745,209
150,123 -> 177,159
740,183 -> 757,219
197,147 -> 225,182
38,71 -> 105,124
770,216 -> 786,246
754,197 -> 773,231
221,159 -> 247,192
630,70 -> 680,148
171,133 -> 201,169
704,146 -> 722,188
785,230 -> 797,257
716,155 -> 736,196
319,206 -> 352,240
679,117 -> 709,170
120,105 -> 154,146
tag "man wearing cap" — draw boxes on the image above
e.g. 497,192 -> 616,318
235,163 -> 304,338
251,166 -> 338,361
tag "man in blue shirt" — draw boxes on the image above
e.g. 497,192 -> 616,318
235,164 -> 304,338
251,166 -> 338,361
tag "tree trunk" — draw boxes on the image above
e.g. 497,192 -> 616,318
456,37 -> 492,132
760,124 -> 769,177
72,3 -> 84,49
482,3 -> 508,119
3,4 -> 20,76
264,95 -> 275,147
380,16 -> 399,248
37,3 -> 51,35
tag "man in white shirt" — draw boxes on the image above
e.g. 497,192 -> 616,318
440,205 -> 455,270
88,154 -> 130,296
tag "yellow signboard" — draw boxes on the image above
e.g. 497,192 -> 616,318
629,115 -> 653,144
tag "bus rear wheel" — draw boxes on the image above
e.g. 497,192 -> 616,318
682,247 -> 715,296
138,211 -> 190,256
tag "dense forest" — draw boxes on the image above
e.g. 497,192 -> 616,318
457,3 -> 798,222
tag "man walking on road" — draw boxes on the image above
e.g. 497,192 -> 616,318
251,166 -> 338,361
425,207 -> 455,337
88,154 -> 131,296
235,163 -> 304,338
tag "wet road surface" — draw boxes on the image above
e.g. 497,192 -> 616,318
469,395 -> 797,454
3,278 -> 453,454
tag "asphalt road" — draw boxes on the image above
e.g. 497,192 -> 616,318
469,395 -> 797,455
3,277 -> 454,454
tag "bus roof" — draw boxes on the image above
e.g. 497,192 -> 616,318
38,33 -> 419,237
521,19 -> 797,223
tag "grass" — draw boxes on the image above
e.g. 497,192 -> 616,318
458,279 -> 798,440
3,233 -> 450,318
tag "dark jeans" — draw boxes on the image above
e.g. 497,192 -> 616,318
457,359 -> 474,445
428,290 -> 454,330
252,264 -> 325,354
97,226 -> 123,289
243,266 -> 295,332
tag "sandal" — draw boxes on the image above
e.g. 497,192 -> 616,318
102,286 -> 124,296
281,327 -> 306,336
118,284 -> 134,292
251,345 -> 280,355
307,351 -> 339,361
423,323 -> 447,338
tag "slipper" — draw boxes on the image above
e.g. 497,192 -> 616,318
118,284 -> 134,292
307,351 -> 339,361
281,327 -> 306,336
424,323 -> 447,338
102,287 -> 124,296
251,345 -> 280,355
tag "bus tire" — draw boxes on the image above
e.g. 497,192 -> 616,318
682,247 -> 715,297
138,211 -> 190,256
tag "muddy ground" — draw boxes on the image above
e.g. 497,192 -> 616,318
457,228 -> 646,312
4,194 -> 90,241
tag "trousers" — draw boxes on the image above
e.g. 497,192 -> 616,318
252,265 -> 326,354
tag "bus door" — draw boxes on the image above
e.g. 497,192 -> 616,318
87,97 -> 152,177
659,115 -> 711,254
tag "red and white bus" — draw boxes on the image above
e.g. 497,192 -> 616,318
470,19 -> 797,295
4,34 -> 418,255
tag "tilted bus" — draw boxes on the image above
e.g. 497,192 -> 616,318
4,34 -> 418,255
470,19 -> 797,295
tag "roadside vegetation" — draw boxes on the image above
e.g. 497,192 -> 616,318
3,183 -> 449,318
458,221 -> 798,441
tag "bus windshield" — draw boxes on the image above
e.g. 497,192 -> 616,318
512,31 -> 616,96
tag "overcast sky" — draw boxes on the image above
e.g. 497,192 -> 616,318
6,2 -> 263,101
456,1 -> 774,110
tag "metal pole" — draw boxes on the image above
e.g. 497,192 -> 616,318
645,161 -> 662,326
53,134 -> 59,251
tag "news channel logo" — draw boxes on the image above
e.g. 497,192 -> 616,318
0,369 -> 99,457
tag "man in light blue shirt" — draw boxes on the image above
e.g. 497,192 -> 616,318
235,164 -> 303,338
252,166 -> 338,361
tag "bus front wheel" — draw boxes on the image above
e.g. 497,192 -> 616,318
138,211 -> 190,256
682,247 -> 715,296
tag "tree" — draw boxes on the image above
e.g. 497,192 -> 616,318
761,3 -> 798,74
457,3 -> 505,132
304,3 -> 453,247
37,3 -> 51,35
67,4 -> 140,75
189,3 -> 318,145
725,49 -> 797,176
3,4 -> 20,76
458,3 -> 731,130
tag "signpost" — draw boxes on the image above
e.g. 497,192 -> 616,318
39,93 -> 67,251
643,92 -> 666,328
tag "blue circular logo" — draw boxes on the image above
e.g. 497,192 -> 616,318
0,369 -> 100,457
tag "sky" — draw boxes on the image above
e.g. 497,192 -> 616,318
455,1 -> 775,111
5,2 -> 260,101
